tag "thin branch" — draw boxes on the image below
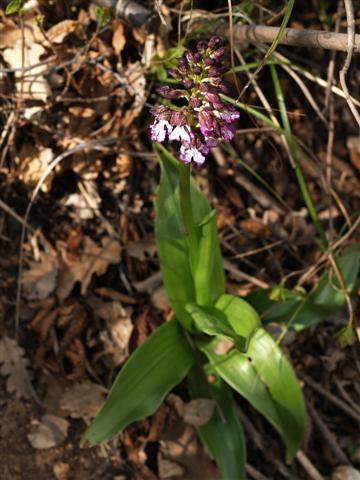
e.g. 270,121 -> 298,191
339,0 -> 360,127
222,24 -> 360,53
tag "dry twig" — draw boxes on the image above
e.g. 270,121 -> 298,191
339,0 -> 360,127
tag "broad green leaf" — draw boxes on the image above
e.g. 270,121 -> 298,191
83,320 -> 194,445
199,328 -> 306,461
154,144 -> 224,329
186,295 -> 259,352
194,209 -> 225,306
188,365 -> 246,480
246,245 -> 360,331
6,0 -> 21,14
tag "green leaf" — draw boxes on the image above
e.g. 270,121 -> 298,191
308,244 -> 360,312
6,0 -> 21,14
194,209 -> 225,306
186,303 -> 247,351
82,320 -> 194,445
186,295 -> 260,352
199,328 -> 306,461
154,144 -> 224,329
216,294 -> 260,350
188,366 -> 246,480
247,244 -> 360,331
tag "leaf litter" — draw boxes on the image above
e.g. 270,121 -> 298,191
0,1 -> 359,479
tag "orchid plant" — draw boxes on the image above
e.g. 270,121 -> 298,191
82,37 -> 359,479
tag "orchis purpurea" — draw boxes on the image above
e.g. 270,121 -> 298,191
150,36 -> 240,165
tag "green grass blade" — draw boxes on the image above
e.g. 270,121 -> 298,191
269,63 -> 327,249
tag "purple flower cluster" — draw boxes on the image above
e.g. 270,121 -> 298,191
150,37 -> 240,165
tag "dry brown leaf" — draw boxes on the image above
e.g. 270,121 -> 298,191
240,218 -> 271,238
56,236 -> 121,301
58,381 -> 106,419
183,398 -> 215,427
126,239 -> 157,261
23,245 -> 58,300
46,19 -> 79,44
112,21 -> 126,54
27,414 -> 69,449
159,426 -> 218,480
16,145 -> 54,188
0,336 -> 33,399
151,286 -> 169,311
2,14 -> 50,105
93,299 -> 133,365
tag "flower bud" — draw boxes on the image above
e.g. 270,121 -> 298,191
199,83 -> 210,93
204,57 -> 214,66
189,95 -> 202,108
208,66 -> 220,77
193,66 -> 202,75
168,68 -> 182,80
213,47 -> 225,58
204,92 -> 220,104
170,110 -> 186,126
197,40 -> 207,53
208,36 -> 222,50
183,79 -> 194,89
186,51 -> 196,63
156,86 -> 182,99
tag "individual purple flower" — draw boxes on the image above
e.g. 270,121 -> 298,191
150,119 -> 173,142
169,126 -> 193,144
150,36 -> 240,165
221,123 -> 236,142
219,108 -> 240,123
180,145 -> 206,165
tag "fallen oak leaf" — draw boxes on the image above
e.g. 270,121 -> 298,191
56,236 -> 121,301
0,336 -> 33,399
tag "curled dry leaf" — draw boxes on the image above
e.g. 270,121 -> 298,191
0,336 -> 33,399
27,414 -> 69,449
56,236 -> 121,301
46,19 -> 79,44
93,299 -> 134,366
58,381 -> 107,420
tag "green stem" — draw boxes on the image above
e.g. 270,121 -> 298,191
178,161 -> 198,270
